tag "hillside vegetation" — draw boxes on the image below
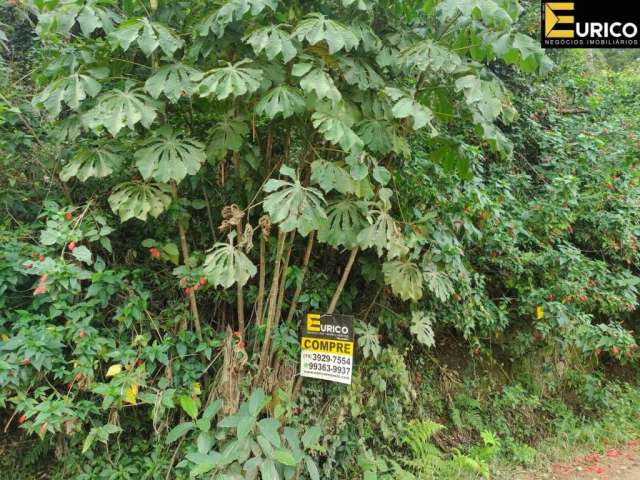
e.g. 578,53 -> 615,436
1,1 -> 640,478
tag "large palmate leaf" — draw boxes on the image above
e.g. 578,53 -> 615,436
145,63 -> 203,103
198,60 -> 263,100
109,17 -> 183,57
84,85 -> 158,136
207,116 -> 249,159
203,240 -> 257,288
35,0 -> 121,37
60,145 -> 123,182
310,159 -> 356,195
356,119 -> 396,155
437,0 -> 517,29
382,259 -> 423,301
317,199 -> 367,248
311,110 -> 363,154
255,86 -> 306,119
339,57 -> 385,90
263,165 -> 326,236
135,128 -> 206,183
32,69 -> 106,117
410,311 -> 435,347
198,0 -> 277,38
294,64 -> 341,103
108,182 -> 173,222
385,87 -> 437,134
454,74 -> 515,155
244,25 -> 297,63
292,13 -> 359,54
357,188 -> 406,258
398,40 -> 462,74
423,262 -> 454,302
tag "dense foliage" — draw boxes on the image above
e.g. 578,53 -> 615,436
1,0 -> 640,478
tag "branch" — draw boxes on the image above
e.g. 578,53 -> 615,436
327,247 -> 359,314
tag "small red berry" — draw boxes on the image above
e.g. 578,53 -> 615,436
39,422 -> 48,435
184,287 -> 190,296
38,255 -> 45,262
79,329 -> 85,338
233,331 -> 241,337
192,283 -> 200,292
67,242 -> 76,252
149,247 -> 161,258
199,277 -> 207,286
18,415 -> 26,424
147,379 -> 155,385
612,346 -> 620,355
64,212 -> 73,221
21,358 -> 30,366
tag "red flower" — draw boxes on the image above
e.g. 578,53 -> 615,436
199,277 -> 207,286
38,255 -> 45,262
67,242 -> 76,252
64,212 -> 73,221
18,415 -> 26,424
149,247 -> 161,258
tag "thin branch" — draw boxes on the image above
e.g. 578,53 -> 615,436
287,231 -> 315,325
327,247 -> 359,314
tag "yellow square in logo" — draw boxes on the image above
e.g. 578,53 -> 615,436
307,313 -> 321,332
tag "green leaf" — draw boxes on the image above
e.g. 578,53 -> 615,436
263,165 -> 326,236
198,60 -> 263,100
259,458 -> 279,480
237,415 -> 256,439
72,245 -> 93,265
339,57 -> 385,90
84,85 -> 158,136
166,422 -> 195,444
310,159 -> 356,195
423,262 -> 454,302
398,40 -> 462,74
135,127 -> 206,183
245,25 -> 297,63
312,110 -> 363,154
108,181 -> 173,222
33,72 -> 103,117
179,395 -> 198,419
301,426 -> 321,449
198,0 -> 277,38
354,322 -> 381,359
372,165 -> 391,186
318,199 -> 367,248
145,63 -> 203,103
385,87 -> 437,133
410,311 -> 435,347
248,388 -> 268,415
60,145 -> 123,182
207,116 -> 249,159
109,18 -> 183,57
299,68 -> 341,103
257,418 -> 281,447
382,259 -> 423,301
256,86 -> 306,119
203,240 -> 257,288
292,13 -> 359,54
305,456 -> 320,480
273,449 -> 297,466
